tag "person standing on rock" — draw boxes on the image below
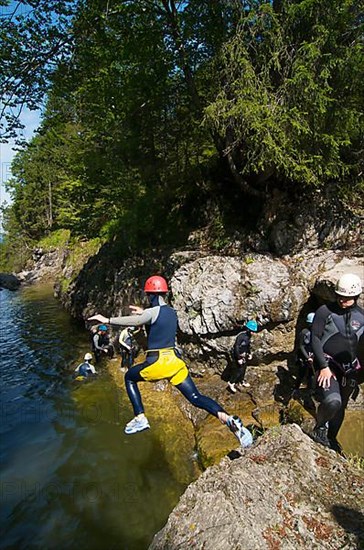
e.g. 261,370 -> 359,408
292,312 -> 315,397
228,320 -> 258,393
310,273 -> 364,452
88,275 -> 253,448
118,326 -> 140,370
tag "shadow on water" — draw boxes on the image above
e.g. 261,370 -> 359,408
0,286 -> 196,550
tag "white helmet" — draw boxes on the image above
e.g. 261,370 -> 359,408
335,273 -> 362,297
84,353 -> 93,361
306,312 -> 315,324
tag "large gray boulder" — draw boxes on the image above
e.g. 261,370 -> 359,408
64,246 -> 363,371
0,273 -> 20,290
169,251 -> 363,369
149,424 -> 364,550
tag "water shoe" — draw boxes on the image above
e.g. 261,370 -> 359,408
311,424 -> 330,447
124,415 -> 150,434
227,415 -> 253,448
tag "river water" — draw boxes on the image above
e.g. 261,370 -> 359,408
0,285 -> 195,550
1,285 -> 363,550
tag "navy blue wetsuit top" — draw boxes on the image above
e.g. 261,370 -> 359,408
109,294 -> 178,351
146,304 -> 177,349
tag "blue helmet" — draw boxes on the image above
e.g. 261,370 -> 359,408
98,324 -> 108,331
245,320 -> 258,332
306,312 -> 315,324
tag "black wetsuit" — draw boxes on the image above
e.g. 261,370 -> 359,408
231,329 -> 252,384
295,326 -> 314,390
92,332 -> 114,362
311,300 -> 364,439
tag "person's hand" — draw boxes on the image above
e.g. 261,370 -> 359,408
88,314 -> 109,323
238,359 -> 244,365
317,366 -> 335,389
129,305 -> 144,315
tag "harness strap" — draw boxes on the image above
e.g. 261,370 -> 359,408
146,347 -> 175,352
324,354 -> 361,387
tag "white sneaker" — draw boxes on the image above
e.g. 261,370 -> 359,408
241,381 -> 250,388
124,415 -> 150,434
227,415 -> 253,448
227,382 -> 237,394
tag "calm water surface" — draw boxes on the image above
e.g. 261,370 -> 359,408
0,285 -> 194,550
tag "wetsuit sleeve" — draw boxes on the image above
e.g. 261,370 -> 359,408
298,329 -> 309,360
311,306 -> 329,369
109,309 -> 154,328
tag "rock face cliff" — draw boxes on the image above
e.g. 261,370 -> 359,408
149,424 -> 364,550
60,246 -> 363,374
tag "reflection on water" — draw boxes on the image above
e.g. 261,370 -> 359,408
339,411 -> 364,458
0,285 -> 196,549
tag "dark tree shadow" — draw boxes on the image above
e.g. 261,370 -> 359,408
331,505 -> 364,548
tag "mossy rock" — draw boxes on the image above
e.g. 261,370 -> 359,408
252,401 -> 281,429
196,416 -> 237,468
284,397 -> 315,425
196,401 -> 256,469
108,361 -> 200,485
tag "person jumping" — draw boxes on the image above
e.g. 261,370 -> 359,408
88,275 -> 253,449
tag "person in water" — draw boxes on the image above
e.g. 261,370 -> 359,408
88,275 -> 253,448
75,353 -> 97,379
310,273 -> 364,452
228,320 -> 258,393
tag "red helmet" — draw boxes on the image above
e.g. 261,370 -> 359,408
144,275 -> 168,293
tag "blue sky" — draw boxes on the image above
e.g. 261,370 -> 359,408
0,108 -> 41,208
0,2 -> 42,209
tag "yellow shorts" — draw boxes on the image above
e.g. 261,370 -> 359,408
140,349 -> 188,386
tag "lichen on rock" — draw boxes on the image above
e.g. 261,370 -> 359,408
149,424 -> 364,550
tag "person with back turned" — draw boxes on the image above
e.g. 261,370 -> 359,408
228,320 -> 258,393
88,275 -> 253,448
292,312 -> 315,397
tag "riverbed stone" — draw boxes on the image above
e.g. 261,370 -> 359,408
0,272 -> 21,290
107,361 -> 200,485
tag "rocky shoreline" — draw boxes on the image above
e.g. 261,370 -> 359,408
7,239 -> 364,549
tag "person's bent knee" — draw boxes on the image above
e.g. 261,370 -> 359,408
322,394 -> 342,414
125,369 -> 139,383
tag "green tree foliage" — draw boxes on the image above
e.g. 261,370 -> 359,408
205,0 -> 364,194
0,0 -> 77,140
1,0 -> 363,263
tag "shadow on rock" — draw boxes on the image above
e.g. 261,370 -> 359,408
273,364 -> 296,405
331,505 -> 364,548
